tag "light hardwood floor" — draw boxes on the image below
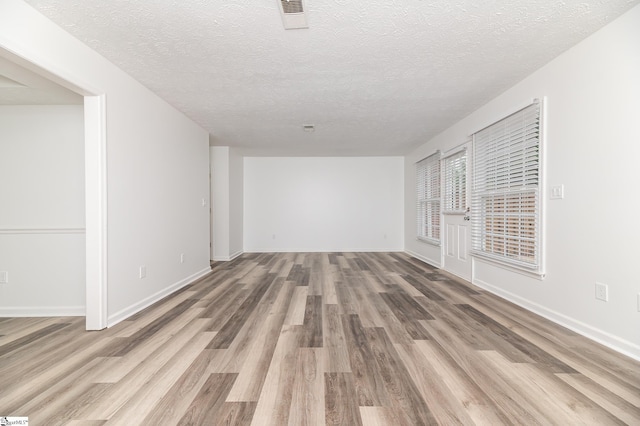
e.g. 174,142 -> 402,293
1,252 -> 639,425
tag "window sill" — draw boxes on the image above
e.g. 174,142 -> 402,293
471,252 -> 545,280
416,236 -> 441,247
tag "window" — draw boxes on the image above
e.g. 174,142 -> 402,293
471,102 -> 542,272
443,149 -> 467,213
416,152 -> 441,244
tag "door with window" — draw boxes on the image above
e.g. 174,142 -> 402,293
442,143 -> 472,281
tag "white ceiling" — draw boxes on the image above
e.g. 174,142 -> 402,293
24,0 -> 640,155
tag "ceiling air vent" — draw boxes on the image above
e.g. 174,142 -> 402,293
278,0 -> 308,30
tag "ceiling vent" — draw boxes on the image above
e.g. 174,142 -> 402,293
278,0 -> 308,30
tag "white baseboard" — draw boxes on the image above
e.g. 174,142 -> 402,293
212,250 -> 243,262
0,306 -> 85,317
107,266 -> 212,327
473,277 -> 640,362
404,249 -> 441,269
243,248 -> 404,253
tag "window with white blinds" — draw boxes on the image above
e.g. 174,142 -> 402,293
471,102 -> 542,272
416,152 -> 441,244
443,149 -> 467,213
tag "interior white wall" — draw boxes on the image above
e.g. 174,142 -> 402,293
405,4 -> 640,360
0,105 -> 85,315
244,157 -> 404,252
210,146 -> 244,261
229,148 -> 244,258
0,1 -> 211,325
211,146 -> 230,260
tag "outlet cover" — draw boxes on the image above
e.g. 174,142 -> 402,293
139,266 -> 147,279
595,282 -> 608,302
0,271 -> 7,284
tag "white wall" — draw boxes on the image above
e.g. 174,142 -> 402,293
210,146 -> 244,261
211,146 -> 230,260
0,1 -> 211,325
405,5 -> 640,360
229,148 -> 244,257
0,105 -> 85,315
244,157 -> 404,252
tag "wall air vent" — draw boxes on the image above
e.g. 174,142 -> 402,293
278,0 -> 308,30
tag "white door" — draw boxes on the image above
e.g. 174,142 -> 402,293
442,143 -> 472,281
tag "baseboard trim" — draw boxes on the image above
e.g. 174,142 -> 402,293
0,306 -> 85,317
229,250 -> 243,260
0,228 -> 86,234
243,248 -> 404,253
107,266 -> 212,327
404,249 -> 441,269
212,250 -> 243,262
473,277 -> 640,362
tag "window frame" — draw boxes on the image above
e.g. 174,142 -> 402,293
416,151 -> 441,245
470,101 -> 544,275
442,148 -> 468,215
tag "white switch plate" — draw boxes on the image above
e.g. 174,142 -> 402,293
550,184 -> 564,199
180,253 -> 185,263
139,265 -> 147,279
595,282 -> 608,302
0,271 -> 7,284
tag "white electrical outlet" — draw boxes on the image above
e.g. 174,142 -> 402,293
595,282 -> 608,302
139,265 -> 147,279
180,253 -> 185,263
637,293 -> 640,312
0,271 -> 8,284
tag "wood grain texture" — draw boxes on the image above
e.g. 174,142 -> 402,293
1,252 -> 639,425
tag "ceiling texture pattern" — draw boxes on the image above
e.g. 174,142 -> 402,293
24,0 -> 640,155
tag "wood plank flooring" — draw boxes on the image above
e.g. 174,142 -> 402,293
1,252 -> 639,425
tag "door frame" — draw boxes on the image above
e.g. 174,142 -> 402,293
0,44 -> 108,330
441,141 -> 473,281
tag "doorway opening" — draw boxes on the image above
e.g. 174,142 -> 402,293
0,47 -> 107,330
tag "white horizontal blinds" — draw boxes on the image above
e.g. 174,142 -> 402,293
416,152 -> 441,244
443,149 -> 467,213
471,102 -> 541,270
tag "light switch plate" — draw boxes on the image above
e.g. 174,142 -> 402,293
550,185 -> 564,199
0,271 -> 7,283
595,282 -> 608,302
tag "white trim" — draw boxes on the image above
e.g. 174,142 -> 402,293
468,97 -> 541,136
85,95 -> 108,331
0,306 -> 85,317
538,97 -> 548,278
107,266 -> 212,327
0,42 -> 108,331
0,228 -> 85,234
473,277 -> 640,362
404,249 -> 441,269
472,253 -> 546,280
243,249 -> 405,253
442,144 -> 467,157
416,236 -> 441,247
213,250 -> 244,262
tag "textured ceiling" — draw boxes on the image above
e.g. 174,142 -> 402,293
24,0 -> 640,155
